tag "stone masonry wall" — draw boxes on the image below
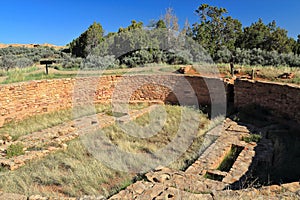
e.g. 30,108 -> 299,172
234,79 -> 300,123
0,75 -> 226,127
1,76 -> 299,128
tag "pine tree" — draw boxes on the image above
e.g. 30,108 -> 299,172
69,22 -> 104,57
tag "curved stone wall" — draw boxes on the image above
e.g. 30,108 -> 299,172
1,75 -> 298,127
0,75 -> 226,127
234,79 -> 300,124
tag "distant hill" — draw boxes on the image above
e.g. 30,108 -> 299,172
0,43 -> 65,49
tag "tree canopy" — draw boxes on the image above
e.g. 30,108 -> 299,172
69,22 -> 104,57
192,4 -> 242,55
68,4 -> 300,67
236,19 -> 293,53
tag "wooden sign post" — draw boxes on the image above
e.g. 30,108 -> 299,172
40,60 -> 56,75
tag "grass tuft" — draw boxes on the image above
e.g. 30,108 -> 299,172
242,134 -> 262,143
0,105 -> 212,197
6,143 -> 25,158
217,145 -> 244,172
0,104 -> 112,140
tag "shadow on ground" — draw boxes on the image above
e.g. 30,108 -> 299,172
228,104 -> 300,189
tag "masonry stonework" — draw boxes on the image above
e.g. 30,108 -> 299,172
0,75 -> 226,127
1,76 -> 299,128
234,79 -> 300,123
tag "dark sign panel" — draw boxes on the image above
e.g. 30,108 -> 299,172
40,60 -> 56,65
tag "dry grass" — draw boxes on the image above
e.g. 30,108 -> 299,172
91,105 -> 215,171
218,64 -> 300,84
0,105 -> 214,198
102,105 -> 207,154
0,104 -> 112,140
0,139 -> 132,197
0,102 -> 150,141
0,64 -> 181,84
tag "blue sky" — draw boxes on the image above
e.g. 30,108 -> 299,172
0,0 -> 299,46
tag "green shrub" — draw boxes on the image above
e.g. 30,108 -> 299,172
242,134 -> 262,143
82,55 -> 118,69
230,48 -> 300,67
214,46 -> 232,63
0,46 -> 62,69
6,143 -> 25,158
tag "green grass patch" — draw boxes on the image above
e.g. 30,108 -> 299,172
285,76 -> 300,85
2,72 -> 77,84
109,178 -> 133,197
217,145 -> 244,172
242,134 -> 262,143
107,112 -> 127,118
6,143 -> 25,158
0,65 -> 38,75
